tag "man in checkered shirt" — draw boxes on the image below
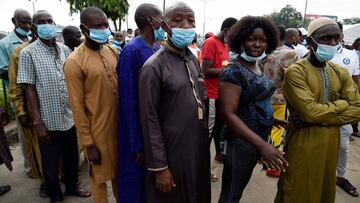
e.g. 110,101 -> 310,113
17,10 -> 90,203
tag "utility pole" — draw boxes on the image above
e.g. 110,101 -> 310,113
202,0 -> 215,37
202,1 -> 206,37
303,0 -> 308,27
126,15 -> 128,30
163,0 -> 166,13
28,0 -> 36,14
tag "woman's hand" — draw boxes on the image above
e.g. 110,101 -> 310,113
259,143 -> 288,172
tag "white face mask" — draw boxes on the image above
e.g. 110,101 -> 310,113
240,51 -> 267,62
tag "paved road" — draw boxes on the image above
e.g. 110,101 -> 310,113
1,138 -> 359,203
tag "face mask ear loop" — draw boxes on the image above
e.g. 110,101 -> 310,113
81,24 -> 92,39
81,24 -> 90,31
309,36 -> 317,54
163,21 -> 173,41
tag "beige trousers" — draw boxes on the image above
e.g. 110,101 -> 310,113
91,178 -> 118,203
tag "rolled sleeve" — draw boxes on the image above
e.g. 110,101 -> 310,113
0,41 -> 9,73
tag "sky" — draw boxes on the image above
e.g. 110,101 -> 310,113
0,0 -> 359,34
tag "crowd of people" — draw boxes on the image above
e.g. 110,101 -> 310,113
0,1 -> 360,203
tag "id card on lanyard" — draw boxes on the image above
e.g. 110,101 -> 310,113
184,61 -> 204,120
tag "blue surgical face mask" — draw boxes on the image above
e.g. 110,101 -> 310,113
37,24 -> 56,40
16,27 -> 30,37
170,27 -> 196,49
150,17 -> 166,41
154,27 -> 165,41
311,37 -> 340,62
113,40 -> 122,45
240,51 -> 267,62
83,24 -> 111,44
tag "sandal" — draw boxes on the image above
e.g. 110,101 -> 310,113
214,153 -> 224,164
39,182 -> 48,198
0,185 -> 11,196
352,132 -> 360,138
266,169 -> 281,177
336,177 -> 359,197
26,169 -> 35,179
65,187 -> 91,197
210,172 -> 219,182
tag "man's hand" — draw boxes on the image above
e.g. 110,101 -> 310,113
259,143 -> 288,172
291,112 -> 311,128
273,118 -> 289,129
35,121 -> 50,143
18,115 -> 31,128
0,111 -> 9,127
86,145 -> 101,165
136,151 -> 145,167
155,168 -> 176,193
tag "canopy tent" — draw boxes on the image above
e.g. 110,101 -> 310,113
298,27 -> 308,36
343,24 -> 360,45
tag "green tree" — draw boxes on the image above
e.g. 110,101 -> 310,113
342,17 -> 360,25
269,5 -> 303,28
64,0 -> 129,31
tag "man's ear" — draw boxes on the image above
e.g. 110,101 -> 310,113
148,16 -> 155,27
161,21 -> 171,36
12,17 -> 17,27
79,24 -> 87,35
307,36 -> 317,51
30,24 -> 37,38
223,28 -> 228,37
31,23 -> 36,32
306,36 -> 314,46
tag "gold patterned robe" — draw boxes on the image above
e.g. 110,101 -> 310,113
275,59 -> 360,203
8,42 -> 43,179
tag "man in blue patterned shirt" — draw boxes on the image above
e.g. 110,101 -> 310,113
0,9 -> 32,179
0,9 -> 31,79
17,10 -> 90,203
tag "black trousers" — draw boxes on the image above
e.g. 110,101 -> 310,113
38,126 -> 79,201
218,138 -> 259,203
352,123 -> 358,133
205,98 -> 224,153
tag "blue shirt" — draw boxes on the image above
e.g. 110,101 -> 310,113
17,39 -> 74,131
118,36 -> 160,153
220,60 -> 275,141
117,36 -> 159,203
0,31 -> 27,74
